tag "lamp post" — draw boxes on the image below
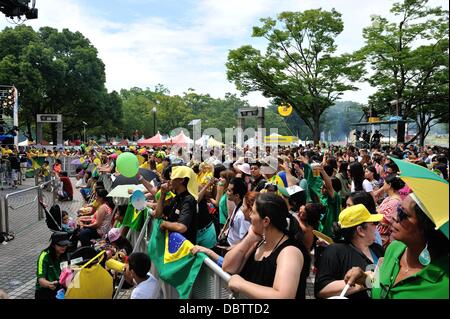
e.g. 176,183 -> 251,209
82,121 -> 87,143
152,106 -> 157,136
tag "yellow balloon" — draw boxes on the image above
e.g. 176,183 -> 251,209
79,157 -> 85,163
94,158 -> 101,166
115,150 -> 122,155
278,103 -> 293,117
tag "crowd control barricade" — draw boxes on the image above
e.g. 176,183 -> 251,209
2,180 -> 55,234
110,204 -> 238,300
113,210 -> 152,299
191,257 -> 233,299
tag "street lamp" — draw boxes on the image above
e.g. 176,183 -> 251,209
152,106 -> 157,136
82,121 -> 87,143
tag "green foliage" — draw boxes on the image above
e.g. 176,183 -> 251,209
0,25 -> 115,142
226,9 -> 364,143
358,0 -> 449,145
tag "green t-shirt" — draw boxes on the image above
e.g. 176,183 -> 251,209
372,240 -> 449,299
36,249 -> 62,290
219,193 -> 228,225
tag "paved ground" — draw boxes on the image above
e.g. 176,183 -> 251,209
0,176 -> 316,299
0,177 -> 82,299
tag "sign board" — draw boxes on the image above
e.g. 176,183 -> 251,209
37,114 -> 62,123
237,107 -> 263,119
368,117 -> 380,123
264,135 -> 294,144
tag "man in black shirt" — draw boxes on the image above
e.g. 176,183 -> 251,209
250,162 -> 266,191
154,166 -> 198,244
314,204 -> 384,299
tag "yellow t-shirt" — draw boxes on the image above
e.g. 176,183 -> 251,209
156,163 -> 163,174
139,161 -> 149,169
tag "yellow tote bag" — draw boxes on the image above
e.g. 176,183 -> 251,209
65,251 -> 113,299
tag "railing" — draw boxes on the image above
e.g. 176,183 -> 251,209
30,156 -> 87,178
1,179 -> 56,233
110,206 -> 235,299
113,210 -> 152,299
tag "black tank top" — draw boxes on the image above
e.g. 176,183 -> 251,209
240,237 -> 308,299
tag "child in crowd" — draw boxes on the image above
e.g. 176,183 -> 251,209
125,252 -> 161,299
61,211 -> 77,234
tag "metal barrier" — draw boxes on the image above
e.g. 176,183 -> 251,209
62,156 -> 81,177
30,156 -> 87,179
2,180 -> 56,234
191,258 -> 233,299
113,209 -> 152,299
0,194 -> 3,232
111,206 -> 235,300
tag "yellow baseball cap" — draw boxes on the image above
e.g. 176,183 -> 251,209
338,204 -> 383,229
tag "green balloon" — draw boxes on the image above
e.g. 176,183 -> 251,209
116,152 -> 139,177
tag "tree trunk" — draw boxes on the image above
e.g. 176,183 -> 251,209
313,119 -> 320,145
419,129 -> 426,146
51,123 -> 57,146
26,120 -> 33,142
396,120 -> 406,144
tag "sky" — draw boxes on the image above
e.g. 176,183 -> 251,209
1,0 -> 448,107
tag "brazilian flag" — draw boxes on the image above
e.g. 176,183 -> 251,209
303,163 -> 323,202
31,156 -> 46,169
148,219 -> 206,299
122,203 -> 149,232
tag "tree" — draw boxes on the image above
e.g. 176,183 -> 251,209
0,25 -> 108,143
358,0 -> 449,145
226,10 -> 363,144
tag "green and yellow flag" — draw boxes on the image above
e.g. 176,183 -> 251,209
31,156 -> 46,169
148,219 -> 206,298
122,203 -> 149,232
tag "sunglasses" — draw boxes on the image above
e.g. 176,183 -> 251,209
397,205 -> 408,222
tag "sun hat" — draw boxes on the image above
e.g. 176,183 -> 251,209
107,228 -> 121,243
236,163 -> 251,175
51,232 -> 71,246
338,204 -> 383,229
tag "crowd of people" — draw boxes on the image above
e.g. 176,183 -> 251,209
2,140 -> 448,300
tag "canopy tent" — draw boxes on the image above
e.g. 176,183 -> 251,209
244,137 -> 257,147
170,131 -> 193,147
195,135 -> 210,147
18,139 -> 30,146
137,132 -> 170,147
208,137 -> 224,147
117,139 -> 129,146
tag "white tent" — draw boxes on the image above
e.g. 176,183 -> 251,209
208,137 -> 224,147
244,137 -> 257,147
195,135 -> 210,147
18,139 -> 29,146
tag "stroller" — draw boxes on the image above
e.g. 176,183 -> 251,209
38,200 -> 79,253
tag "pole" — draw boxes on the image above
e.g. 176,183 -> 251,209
153,111 -> 156,136
13,86 -> 19,148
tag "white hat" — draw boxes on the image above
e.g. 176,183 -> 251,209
260,156 -> 278,175
286,185 -> 304,196
236,163 -> 251,175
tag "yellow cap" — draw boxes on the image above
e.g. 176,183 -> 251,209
338,204 -> 383,229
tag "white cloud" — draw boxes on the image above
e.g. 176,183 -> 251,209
1,0 -> 448,107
